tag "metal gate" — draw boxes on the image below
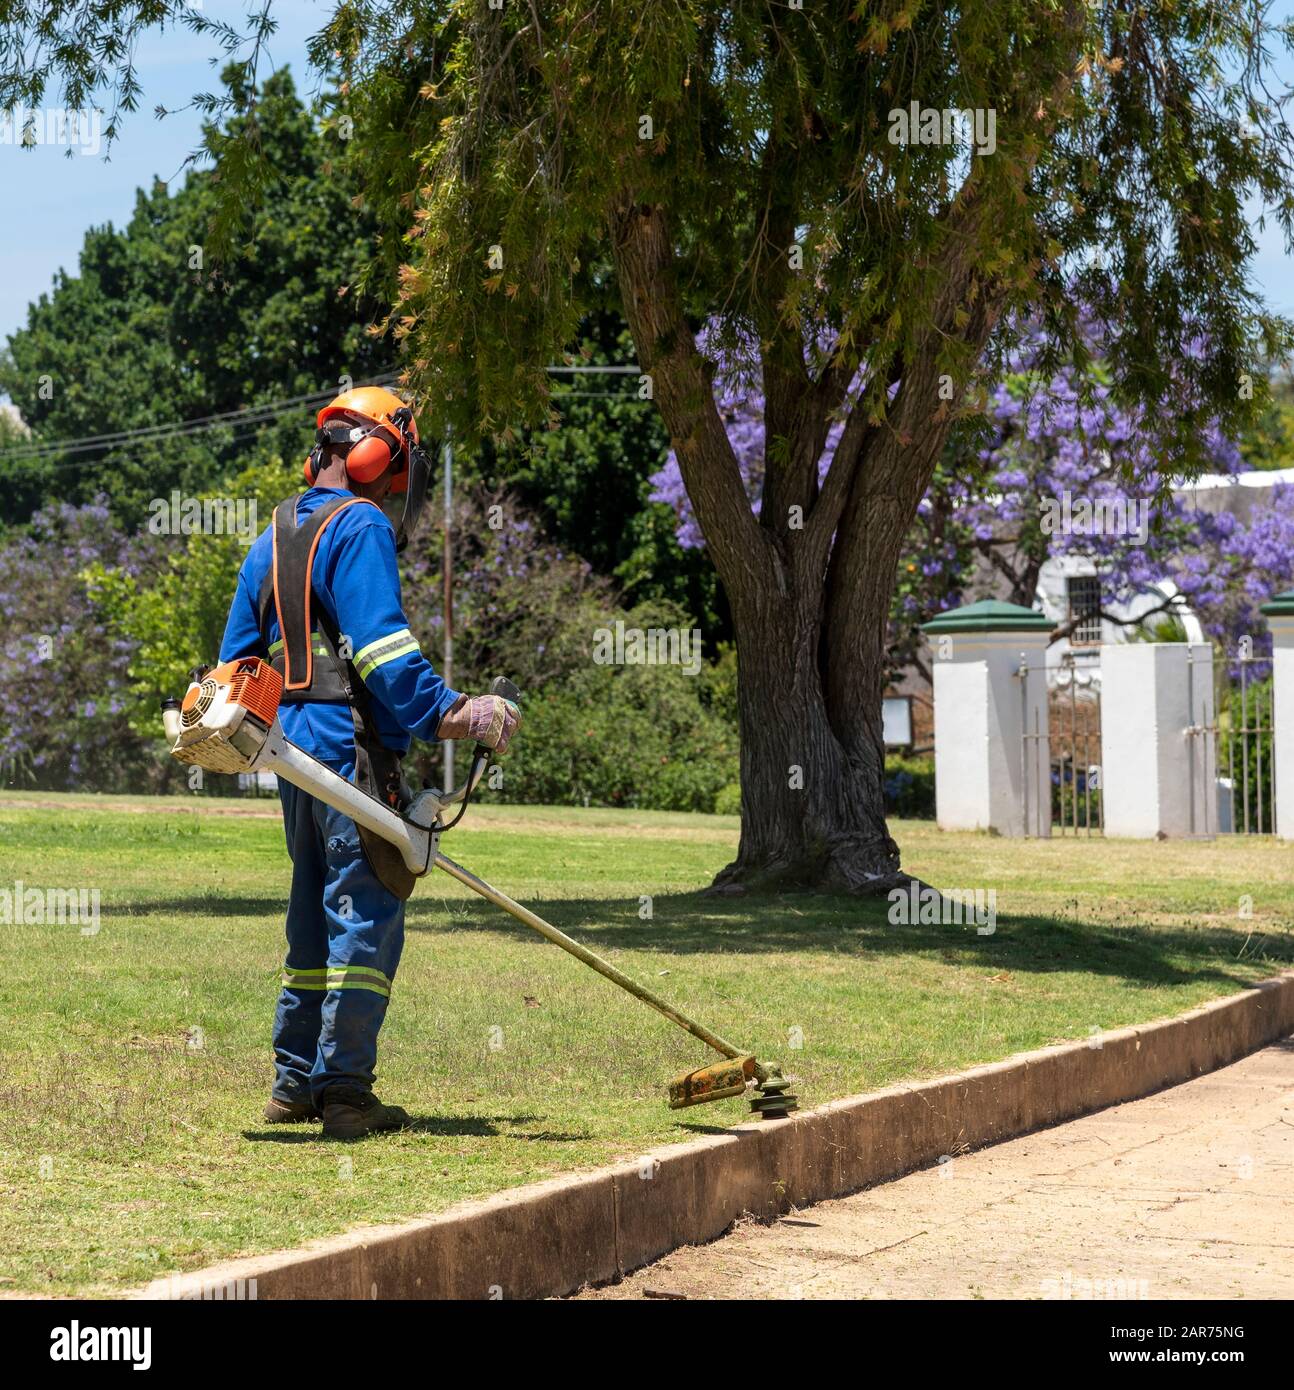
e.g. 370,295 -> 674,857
1021,651 -> 1102,837
1181,645 -> 1217,837
1219,649 -> 1276,834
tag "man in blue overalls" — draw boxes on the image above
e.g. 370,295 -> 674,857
219,386 -> 520,1138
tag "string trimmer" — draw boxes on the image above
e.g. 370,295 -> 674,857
162,658 -> 797,1119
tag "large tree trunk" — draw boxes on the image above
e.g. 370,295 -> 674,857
608,195 -> 1001,894
712,570 -> 901,895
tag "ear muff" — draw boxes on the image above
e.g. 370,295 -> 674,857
302,421 -> 397,486
345,428 -> 401,483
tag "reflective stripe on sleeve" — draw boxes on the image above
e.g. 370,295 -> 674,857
354,628 -> 421,680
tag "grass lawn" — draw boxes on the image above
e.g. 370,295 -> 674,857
0,789 -> 1291,1295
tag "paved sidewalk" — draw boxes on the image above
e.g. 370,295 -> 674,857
577,1040 -> 1294,1300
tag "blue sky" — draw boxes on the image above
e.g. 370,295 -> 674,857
0,1 -> 325,347
0,1 -> 1291,355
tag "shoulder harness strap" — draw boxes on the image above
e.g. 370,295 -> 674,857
258,495 -> 381,701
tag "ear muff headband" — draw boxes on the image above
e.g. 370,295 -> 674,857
302,419 -> 403,486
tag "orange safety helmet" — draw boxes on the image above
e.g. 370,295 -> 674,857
306,385 -> 420,492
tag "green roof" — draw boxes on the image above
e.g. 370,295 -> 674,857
1259,588 -> 1294,618
921,599 -> 1055,635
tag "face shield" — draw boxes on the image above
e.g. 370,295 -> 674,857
348,404 -> 428,553
386,439 -> 433,553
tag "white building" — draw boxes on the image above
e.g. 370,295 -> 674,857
1035,467 -> 1294,679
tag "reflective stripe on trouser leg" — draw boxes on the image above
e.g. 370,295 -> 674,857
280,966 -> 391,998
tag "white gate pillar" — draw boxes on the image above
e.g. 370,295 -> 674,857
1100,643 -> 1216,838
922,601 -> 1054,837
1260,588 -> 1294,841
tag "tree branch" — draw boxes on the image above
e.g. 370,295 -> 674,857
606,194 -> 770,604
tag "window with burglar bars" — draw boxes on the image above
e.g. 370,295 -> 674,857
1067,575 -> 1102,645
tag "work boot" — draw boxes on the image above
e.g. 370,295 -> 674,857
263,1095 -> 320,1124
321,1085 -> 411,1140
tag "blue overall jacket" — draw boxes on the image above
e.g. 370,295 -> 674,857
218,487 -> 460,766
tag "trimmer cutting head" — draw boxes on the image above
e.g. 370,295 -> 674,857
669,1055 -> 798,1119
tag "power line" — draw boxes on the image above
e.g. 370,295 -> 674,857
548,365 -> 642,374
0,375 -> 403,468
4,379 -> 391,456
0,364 -> 646,471
550,392 -> 655,400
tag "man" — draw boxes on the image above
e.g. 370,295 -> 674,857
219,385 -> 520,1139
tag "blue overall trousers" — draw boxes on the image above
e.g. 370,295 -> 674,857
272,760 -> 405,1106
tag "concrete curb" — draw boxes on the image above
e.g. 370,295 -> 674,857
137,971 -> 1294,1301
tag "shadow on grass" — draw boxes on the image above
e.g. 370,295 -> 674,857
243,1113 -> 592,1144
409,893 -> 1293,994
105,889 -> 1294,996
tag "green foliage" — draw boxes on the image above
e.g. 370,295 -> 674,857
87,456 -> 299,736
1239,370 -> 1294,473
9,4 -> 1291,456
398,484 -> 737,810
699,642 -> 739,728
1126,612 -> 1192,643
713,782 -> 742,817
493,610 -> 739,814
0,411 -> 33,527
883,754 -> 936,820
0,66 -> 392,526
303,0 -> 1294,466
495,306 -> 726,634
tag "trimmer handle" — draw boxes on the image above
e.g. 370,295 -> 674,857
473,677 -> 521,761
426,677 -> 520,834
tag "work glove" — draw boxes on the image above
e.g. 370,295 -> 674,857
437,693 -> 521,753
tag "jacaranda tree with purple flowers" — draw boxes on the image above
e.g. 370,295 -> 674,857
0,500 -> 157,790
654,353 -> 1294,682
957,366 -> 1294,656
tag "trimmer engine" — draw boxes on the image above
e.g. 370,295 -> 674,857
165,658 -> 282,774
